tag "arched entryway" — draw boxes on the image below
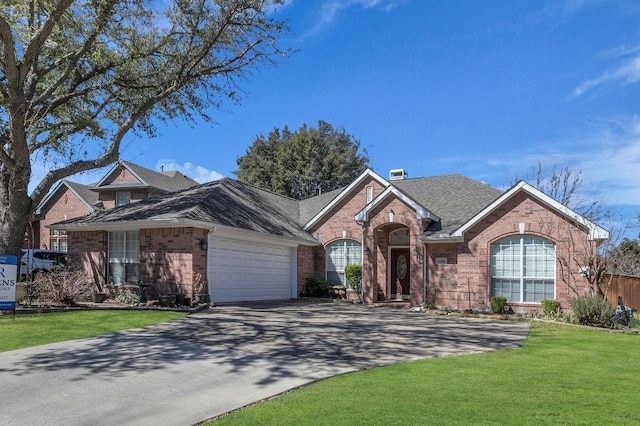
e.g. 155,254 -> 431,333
388,228 -> 411,300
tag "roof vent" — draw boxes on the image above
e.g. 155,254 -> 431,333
389,169 -> 408,180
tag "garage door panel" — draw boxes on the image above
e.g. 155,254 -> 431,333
208,237 -> 293,303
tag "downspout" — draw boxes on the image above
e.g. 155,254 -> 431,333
422,243 -> 427,307
361,230 -> 365,302
356,219 -> 367,303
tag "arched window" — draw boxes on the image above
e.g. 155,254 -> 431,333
389,228 -> 410,246
326,240 -> 362,286
491,236 -> 555,303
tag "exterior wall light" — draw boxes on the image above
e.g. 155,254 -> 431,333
413,245 -> 424,264
199,238 -> 208,250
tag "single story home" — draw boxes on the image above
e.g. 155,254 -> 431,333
52,168 -> 609,311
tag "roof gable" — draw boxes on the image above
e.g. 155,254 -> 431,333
452,181 -> 609,241
93,160 -> 198,193
35,180 -> 98,215
303,168 -> 389,230
354,185 -> 440,223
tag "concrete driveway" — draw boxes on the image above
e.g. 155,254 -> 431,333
0,302 -> 529,425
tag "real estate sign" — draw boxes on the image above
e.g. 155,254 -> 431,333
0,255 -> 18,310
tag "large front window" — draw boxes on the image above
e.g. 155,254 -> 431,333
326,240 -> 362,286
108,231 -> 139,284
491,236 -> 555,303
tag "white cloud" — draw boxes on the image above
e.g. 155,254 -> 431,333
303,0 -> 401,38
574,50 -> 640,97
156,159 -> 224,184
434,116 -> 640,211
575,118 -> 640,206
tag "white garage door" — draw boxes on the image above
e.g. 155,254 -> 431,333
207,237 -> 294,303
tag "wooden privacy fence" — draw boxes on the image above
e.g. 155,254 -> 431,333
603,273 -> 640,310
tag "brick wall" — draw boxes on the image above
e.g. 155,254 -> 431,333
104,167 -> 137,184
39,186 -> 91,250
366,196 -> 425,306
427,192 -> 596,313
68,230 -> 108,288
306,178 -> 386,299
68,226 -> 209,297
99,189 -> 165,209
140,227 -> 208,297
308,177 -> 426,306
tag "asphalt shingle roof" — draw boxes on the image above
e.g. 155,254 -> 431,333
60,178 -> 317,244
390,175 -> 503,235
93,161 -> 198,193
298,187 -> 344,225
64,180 -> 99,208
57,173 -> 504,243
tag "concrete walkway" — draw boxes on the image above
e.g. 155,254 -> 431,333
0,302 -> 529,425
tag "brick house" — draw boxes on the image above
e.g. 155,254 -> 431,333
52,168 -> 609,311
31,161 -> 197,251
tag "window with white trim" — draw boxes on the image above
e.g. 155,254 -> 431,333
491,236 -> 555,303
326,240 -> 362,286
108,231 -> 139,284
116,191 -> 131,207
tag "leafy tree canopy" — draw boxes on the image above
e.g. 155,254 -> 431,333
0,0 -> 289,254
609,238 -> 640,276
235,120 -> 370,200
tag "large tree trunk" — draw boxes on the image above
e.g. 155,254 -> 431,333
0,164 -> 32,258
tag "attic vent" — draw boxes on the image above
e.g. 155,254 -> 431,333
389,169 -> 408,180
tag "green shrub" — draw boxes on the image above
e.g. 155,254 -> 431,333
490,296 -> 508,314
541,299 -> 562,319
304,276 -> 326,297
571,295 -> 615,327
114,291 -> 140,306
344,264 -> 362,294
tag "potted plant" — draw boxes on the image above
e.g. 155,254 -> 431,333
93,282 -> 107,303
345,264 -> 363,302
192,273 -> 208,304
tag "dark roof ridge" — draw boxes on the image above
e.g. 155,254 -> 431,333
229,179 -> 300,202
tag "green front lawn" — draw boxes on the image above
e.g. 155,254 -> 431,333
212,322 -> 640,425
0,310 -> 187,352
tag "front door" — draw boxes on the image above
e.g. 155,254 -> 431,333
390,248 -> 411,300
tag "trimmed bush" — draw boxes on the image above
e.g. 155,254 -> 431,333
304,276 -> 327,297
490,296 -> 508,314
344,264 -> 362,294
541,299 -> 562,319
571,295 -> 615,327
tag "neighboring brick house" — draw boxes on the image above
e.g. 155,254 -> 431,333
52,168 -> 609,311
31,160 -> 197,251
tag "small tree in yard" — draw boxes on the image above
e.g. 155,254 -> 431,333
0,1 -> 290,257
514,164 -> 619,301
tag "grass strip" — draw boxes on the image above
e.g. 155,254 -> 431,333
212,322 -> 640,425
0,310 -> 187,352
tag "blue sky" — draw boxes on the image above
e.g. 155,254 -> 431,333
34,0 -> 640,238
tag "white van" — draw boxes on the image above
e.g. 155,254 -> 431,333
21,249 -> 67,277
